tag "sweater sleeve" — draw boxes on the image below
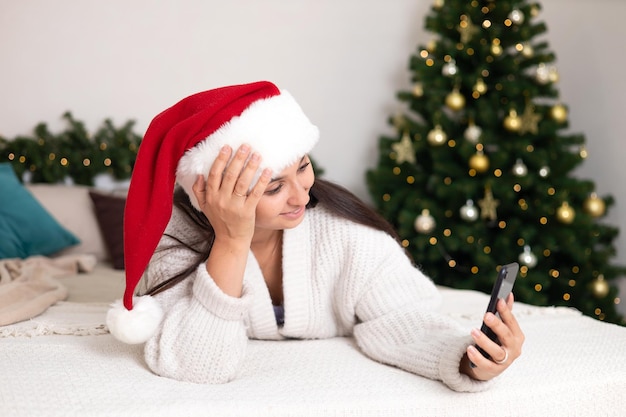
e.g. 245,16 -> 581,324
349,231 -> 493,392
140,208 -> 252,384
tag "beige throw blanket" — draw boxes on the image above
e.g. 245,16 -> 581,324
0,254 -> 96,326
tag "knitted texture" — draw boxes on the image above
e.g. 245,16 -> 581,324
140,205 -> 487,391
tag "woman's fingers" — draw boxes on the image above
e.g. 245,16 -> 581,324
496,297 -> 525,357
205,144 -> 265,199
233,151 -> 261,198
247,167 -> 273,202
206,145 -> 233,193
221,144 -> 252,193
192,174 -> 207,208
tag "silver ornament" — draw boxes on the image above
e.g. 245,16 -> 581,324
442,60 -> 458,77
509,9 -> 525,24
538,166 -> 550,178
535,63 -> 550,84
460,199 -> 479,222
414,209 -> 436,233
463,124 -> 482,144
518,245 -> 537,268
512,159 -> 528,177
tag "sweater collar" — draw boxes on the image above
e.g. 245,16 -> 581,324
279,208 -> 313,337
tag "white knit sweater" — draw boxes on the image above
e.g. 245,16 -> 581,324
140,204 -> 490,392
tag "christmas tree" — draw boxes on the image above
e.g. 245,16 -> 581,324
366,0 -> 625,325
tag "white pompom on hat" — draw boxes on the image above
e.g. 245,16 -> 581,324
106,81 -> 319,344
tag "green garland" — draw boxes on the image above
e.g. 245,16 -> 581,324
0,112 -> 142,185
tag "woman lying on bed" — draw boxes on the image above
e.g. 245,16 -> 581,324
106,81 -> 524,392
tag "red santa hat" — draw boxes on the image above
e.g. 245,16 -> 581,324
106,81 -> 319,344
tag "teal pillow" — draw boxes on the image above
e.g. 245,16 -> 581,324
0,163 -> 80,259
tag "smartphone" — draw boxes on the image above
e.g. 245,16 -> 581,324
472,262 -> 519,364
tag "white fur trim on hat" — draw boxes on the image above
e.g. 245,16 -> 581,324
176,89 -> 319,210
106,296 -> 163,344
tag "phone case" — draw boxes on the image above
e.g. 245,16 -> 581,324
474,262 -> 519,362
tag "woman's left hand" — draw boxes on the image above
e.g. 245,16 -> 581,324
460,293 -> 525,381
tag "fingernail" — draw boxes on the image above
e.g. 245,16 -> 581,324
485,313 -> 495,323
250,152 -> 260,162
239,144 -> 250,153
220,145 -> 230,154
471,328 -> 481,338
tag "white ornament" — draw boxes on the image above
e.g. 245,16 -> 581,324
535,63 -> 550,84
518,245 -> 538,268
509,9 -> 525,24
464,124 -> 482,144
414,209 -> 436,233
442,60 -> 458,77
460,199 -> 479,222
539,166 -> 550,178
512,159 -> 528,177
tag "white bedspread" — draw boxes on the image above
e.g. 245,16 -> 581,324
1,288 -> 625,417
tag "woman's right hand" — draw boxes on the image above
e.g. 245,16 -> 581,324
192,144 -> 272,243
191,144 -> 272,297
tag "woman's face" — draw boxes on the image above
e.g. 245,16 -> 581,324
254,155 -> 314,232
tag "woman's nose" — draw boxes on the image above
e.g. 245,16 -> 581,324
289,181 -> 311,205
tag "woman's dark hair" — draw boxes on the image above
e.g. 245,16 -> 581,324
146,177 -> 403,296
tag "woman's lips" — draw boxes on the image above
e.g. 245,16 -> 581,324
281,206 -> 305,220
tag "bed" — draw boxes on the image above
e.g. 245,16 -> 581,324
1,183 -> 626,417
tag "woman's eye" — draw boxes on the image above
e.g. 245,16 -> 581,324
265,184 -> 283,195
298,162 -> 311,172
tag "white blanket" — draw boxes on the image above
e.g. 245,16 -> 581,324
1,288 -> 625,417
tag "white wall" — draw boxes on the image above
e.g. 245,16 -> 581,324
2,0 -> 626,313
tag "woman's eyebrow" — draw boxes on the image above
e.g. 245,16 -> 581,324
270,156 -> 307,182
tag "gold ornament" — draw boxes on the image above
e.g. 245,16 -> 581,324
445,88 -> 465,111
426,39 -> 437,53
548,67 -> 560,83
579,146 -> 588,159
518,103 -> 542,135
583,193 -> 606,217
503,109 -> 522,132
391,114 -> 406,130
550,104 -> 568,123
478,186 -> 499,221
556,201 -> 575,224
458,15 -> 479,44
427,125 -> 447,146
473,78 -> 488,95
520,42 -> 534,58
391,131 -> 416,164
590,274 -> 610,298
414,209 -> 436,233
491,39 -> 502,56
469,151 -> 489,173
530,5 -> 540,17
412,82 -> 424,97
